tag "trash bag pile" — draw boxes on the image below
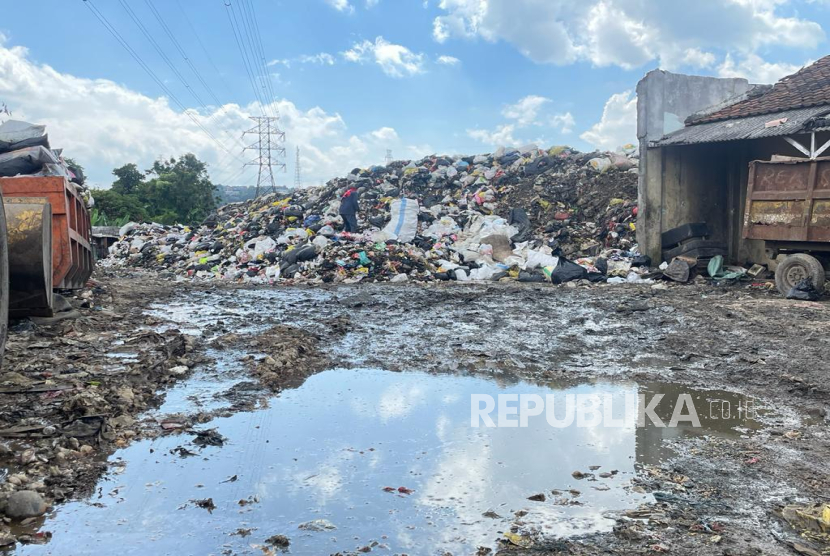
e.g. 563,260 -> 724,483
104,145 -> 650,285
0,119 -> 92,206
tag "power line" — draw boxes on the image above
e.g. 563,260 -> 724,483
118,0 -> 248,156
239,0 -> 279,110
144,0 -> 222,107
141,0 -> 248,153
174,0 -> 235,98
223,0 -> 270,115
118,0 -> 209,108
82,0 -> 239,160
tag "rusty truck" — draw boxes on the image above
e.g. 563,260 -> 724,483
744,157 -> 830,295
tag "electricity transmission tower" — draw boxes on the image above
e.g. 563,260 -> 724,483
294,146 -> 302,188
243,115 -> 286,197
385,149 -> 393,166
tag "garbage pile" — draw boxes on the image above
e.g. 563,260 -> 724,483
0,119 -> 92,205
105,145 -> 650,285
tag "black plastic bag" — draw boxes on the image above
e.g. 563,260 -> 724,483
631,255 -> 652,268
508,207 -> 532,243
786,278 -> 820,301
550,259 -> 587,284
518,270 -> 547,283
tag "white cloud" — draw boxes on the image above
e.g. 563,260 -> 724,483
503,95 -> 550,126
0,37 -> 429,189
270,53 -> 336,68
550,112 -> 576,134
681,48 -> 717,69
436,55 -> 461,66
298,53 -> 336,66
370,126 -> 399,142
325,0 -> 354,13
432,0 -> 825,70
342,40 -> 374,63
467,124 -> 517,146
580,90 -> 636,151
341,37 -> 426,78
471,94 -> 574,146
717,52 -> 807,83
584,1 -> 653,69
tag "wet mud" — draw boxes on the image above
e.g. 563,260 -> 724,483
1,269 -> 828,555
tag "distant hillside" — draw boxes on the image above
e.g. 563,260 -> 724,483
217,185 -> 291,205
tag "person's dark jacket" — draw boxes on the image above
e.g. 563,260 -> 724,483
339,188 -> 360,215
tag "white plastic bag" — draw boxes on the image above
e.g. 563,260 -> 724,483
380,198 -> 419,243
525,250 -> 560,270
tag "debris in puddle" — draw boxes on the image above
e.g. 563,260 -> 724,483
192,428 -> 225,447
264,534 -> 291,549
190,498 -> 216,513
297,519 -> 337,532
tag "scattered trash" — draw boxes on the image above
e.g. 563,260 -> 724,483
787,278 -> 821,301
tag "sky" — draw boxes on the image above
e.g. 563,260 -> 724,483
0,0 -> 828,190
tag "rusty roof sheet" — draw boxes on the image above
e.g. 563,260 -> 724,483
653,106 -> 830,147
688,55 -> 830,125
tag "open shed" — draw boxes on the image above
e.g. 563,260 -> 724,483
637,56 -> 830,267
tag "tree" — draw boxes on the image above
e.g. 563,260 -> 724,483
92,189 -> 148,222
141,153 -> 218,224
112,163 -> 144,195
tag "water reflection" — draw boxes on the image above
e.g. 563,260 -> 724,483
18,369 -> 766,556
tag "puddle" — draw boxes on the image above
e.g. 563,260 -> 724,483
152,349 -> 253,416
18,368 -> 772,555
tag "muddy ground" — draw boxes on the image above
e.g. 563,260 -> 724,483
0,269 -> 827,555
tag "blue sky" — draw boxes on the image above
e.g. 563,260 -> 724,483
0,0 -> 828,188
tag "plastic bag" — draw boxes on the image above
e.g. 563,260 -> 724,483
549,259 -> 587,284
380,198 -> 419,243
525,250 -> 559,270
469,263 -> 507,281
587,157 -> 611,173
787,279 -> 820,301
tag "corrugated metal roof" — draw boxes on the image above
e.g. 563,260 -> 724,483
652,106 -> 830,147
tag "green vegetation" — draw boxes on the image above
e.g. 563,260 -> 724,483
91,153 -> 218,226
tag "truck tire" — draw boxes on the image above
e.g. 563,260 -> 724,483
775,253 -> 826,296
0,193 -> 8,363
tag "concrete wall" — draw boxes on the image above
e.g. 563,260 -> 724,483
636,70 -> 752,261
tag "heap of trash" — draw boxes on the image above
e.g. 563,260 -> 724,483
105,145 -> 652,285
0,119 -> 92,205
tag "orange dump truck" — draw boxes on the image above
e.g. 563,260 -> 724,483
744,157 -> 830,295
0,175 -> 94,357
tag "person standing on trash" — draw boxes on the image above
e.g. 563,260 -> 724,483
339,186 -> 360,233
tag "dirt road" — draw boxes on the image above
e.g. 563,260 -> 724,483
1,270 -> 828,555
